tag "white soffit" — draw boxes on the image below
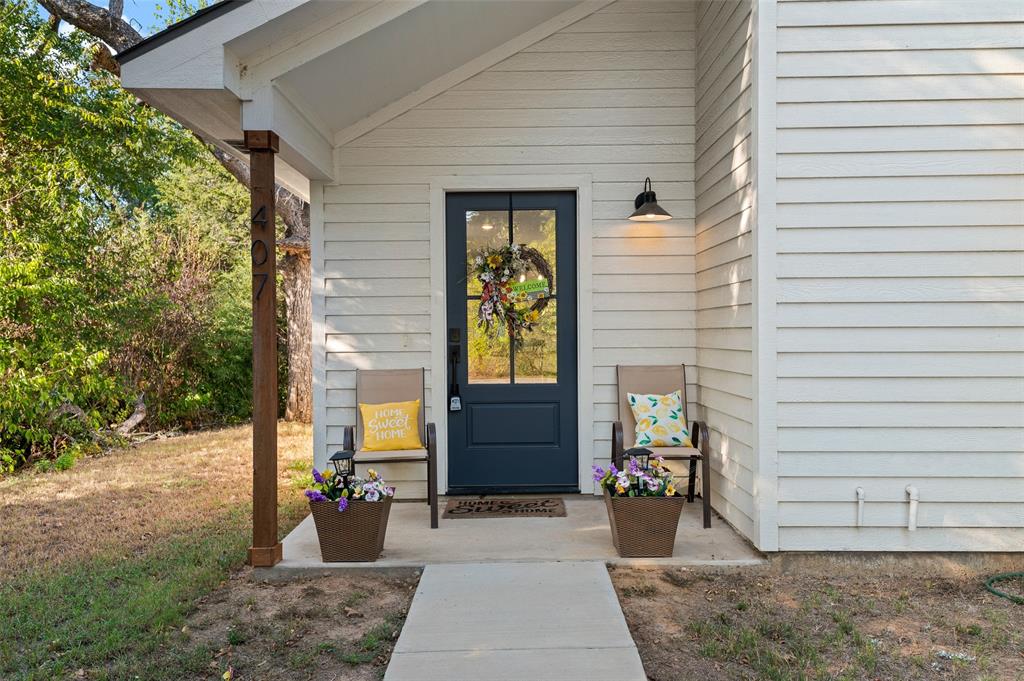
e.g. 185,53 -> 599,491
119,0 -> 585,189
271,0 -> 577,137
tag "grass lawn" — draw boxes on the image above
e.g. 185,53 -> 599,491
0,423 -> 416,680
611,566 -> 1023,681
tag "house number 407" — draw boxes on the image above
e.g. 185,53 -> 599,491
251,203 -> 269,300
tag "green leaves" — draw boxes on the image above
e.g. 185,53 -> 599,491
0,3 -> 252,472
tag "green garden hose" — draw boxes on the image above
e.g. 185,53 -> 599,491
984,573 -> 1024,604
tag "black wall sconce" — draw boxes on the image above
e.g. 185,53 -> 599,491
628,177 -> 672,222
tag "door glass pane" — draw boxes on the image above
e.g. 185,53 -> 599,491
467,299 -> 510,384
466,210 -> 509,297
512,210 -> 556,294
514,299 -> 557,383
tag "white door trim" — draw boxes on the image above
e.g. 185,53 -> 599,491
429,175 -> 594,494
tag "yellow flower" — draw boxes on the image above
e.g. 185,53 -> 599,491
666,484 -> 676,497
651,459 -> 661,468
367,468 -> 378,480
526,310 -> 540,322
487,255 -> 502,268
615,484 -> 626,494
323,469 -> 334,478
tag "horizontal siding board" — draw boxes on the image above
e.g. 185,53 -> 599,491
778,24 -> 1024,52
524,31 -> 695,53
778,427 -> 1024,453
778,48 -> 1024,77
780,452 -> 1024,478
778,502 -> 1024,529
778,252 -> 1024,278
779,477 -> 1024,503
777,176 -> 1024,203
778,351 -> 1024,378
777,327 -> 1024,353
778,125 -> 1024,153
778,376 -> 1024,403
778,150 -> 1024,178
777,302 -> 1024,328
778,1 -> 1024,27
777,225 -> 1024,253
778,527 -> 1024,552
778,277 -> 1024,303
778,98 -> 1024,129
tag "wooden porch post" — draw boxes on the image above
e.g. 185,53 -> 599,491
245,130 -> 282,567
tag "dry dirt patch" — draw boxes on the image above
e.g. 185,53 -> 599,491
611,566 -> 1023,681
0,422 -> 311,580
182,569 -> 419,681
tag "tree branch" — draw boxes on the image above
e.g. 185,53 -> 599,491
38,0 -> 311,250
38,0 -> 141,52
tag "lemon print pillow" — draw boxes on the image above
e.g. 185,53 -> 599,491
627,390 -> 692,448
359,399 -> 423,451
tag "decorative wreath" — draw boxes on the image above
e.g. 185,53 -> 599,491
471,243 -> 553,347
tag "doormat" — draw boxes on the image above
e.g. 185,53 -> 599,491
442,497 -> 566,519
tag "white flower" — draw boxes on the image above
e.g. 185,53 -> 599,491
511,244 -> 521,253
480,271 -> 493,282
475,256 -> 483,265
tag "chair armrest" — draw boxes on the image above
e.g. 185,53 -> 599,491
691,420 -> 710,456
426,422 -> 437,451
342,425 -> 354,451
612,421 -> 624,470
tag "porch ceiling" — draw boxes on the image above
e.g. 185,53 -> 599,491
118,0 -> 580,196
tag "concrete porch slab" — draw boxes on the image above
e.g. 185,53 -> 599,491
266,495 -> 764,576
383,562 -> 646,681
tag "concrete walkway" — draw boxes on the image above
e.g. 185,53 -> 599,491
384,562 -> 646,681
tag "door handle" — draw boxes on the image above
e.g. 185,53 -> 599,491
448,328 -> 462,412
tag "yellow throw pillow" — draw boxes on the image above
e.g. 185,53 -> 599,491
359,399 -> 423,451
627,390 -> 692,447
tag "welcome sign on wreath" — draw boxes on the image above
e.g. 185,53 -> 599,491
470,243 -> 553,347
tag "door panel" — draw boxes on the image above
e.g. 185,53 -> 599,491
446,191 -> 578,493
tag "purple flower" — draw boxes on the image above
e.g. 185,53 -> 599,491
385,486 -> 395,497
609,464 -> 618,476
592,466 -> 605,483
312,468 -> 325,484
337,496 -> 349,512
628,457 -> 640,475
305,489 -> 328,502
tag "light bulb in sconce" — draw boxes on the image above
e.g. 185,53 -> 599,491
481,222 -> 494,231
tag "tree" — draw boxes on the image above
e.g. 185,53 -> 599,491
36,0 -> 313,423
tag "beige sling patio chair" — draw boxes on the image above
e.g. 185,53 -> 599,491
342,368 -> 438,528
612,364 -> 712,528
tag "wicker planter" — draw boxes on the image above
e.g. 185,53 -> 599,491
603,490 -> 686,558
309,496 -> 393,562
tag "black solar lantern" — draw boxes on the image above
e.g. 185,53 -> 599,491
329,449 -> 355,486
625,446 -> 652,472
628,177 -> 672,222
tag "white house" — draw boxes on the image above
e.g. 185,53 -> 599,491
118,0 -> 1024,556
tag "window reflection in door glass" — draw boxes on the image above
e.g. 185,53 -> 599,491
514,299 -> 557,383
467,300 -> 510,384
466,211 -> 509,297
512,210 -> 556,293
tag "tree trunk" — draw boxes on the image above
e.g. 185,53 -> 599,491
37,0 -> 314,423
281,250 -> 312,422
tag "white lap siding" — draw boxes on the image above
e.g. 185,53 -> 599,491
694,0 -> 756,540
314,0 -> 698,498
773,0 -> 1024,550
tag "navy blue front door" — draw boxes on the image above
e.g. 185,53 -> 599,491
446,192 -> 578,493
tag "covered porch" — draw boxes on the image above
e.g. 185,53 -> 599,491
269,496 -> 763,575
